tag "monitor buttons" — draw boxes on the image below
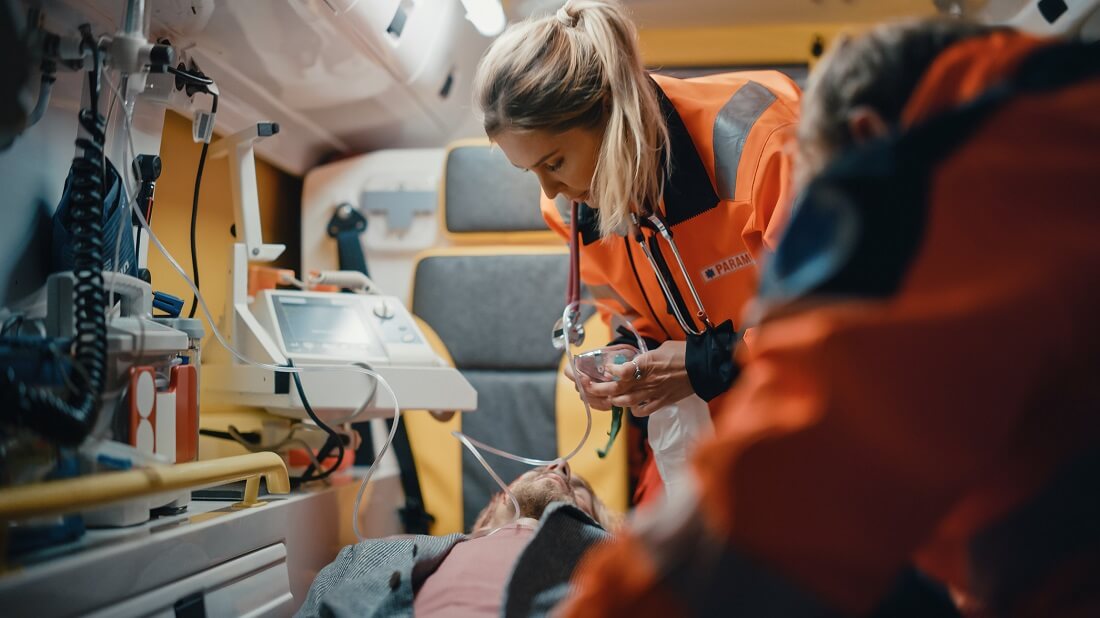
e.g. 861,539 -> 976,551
373,301 -> 395,320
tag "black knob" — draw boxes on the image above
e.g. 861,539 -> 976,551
811,35 -> 825,59
149,44 -> 175,68
133,154 -> 162,182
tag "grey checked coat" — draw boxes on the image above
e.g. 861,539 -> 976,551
295,502 -> 610,617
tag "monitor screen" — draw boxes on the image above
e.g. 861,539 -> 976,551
273,295 -> 381,357
281,302 -> 369,344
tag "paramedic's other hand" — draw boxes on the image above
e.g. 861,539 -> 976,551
564,360 -> 615,411
590,341 -> 693,416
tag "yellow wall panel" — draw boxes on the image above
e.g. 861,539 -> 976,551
639,22 -> 855,67
147,112 -> 301,352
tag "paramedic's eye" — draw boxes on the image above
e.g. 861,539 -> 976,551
546,159 -> 563,172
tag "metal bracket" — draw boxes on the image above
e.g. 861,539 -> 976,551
359,190 -> 435,234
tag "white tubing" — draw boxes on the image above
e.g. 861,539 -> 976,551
450,298 -> 648,526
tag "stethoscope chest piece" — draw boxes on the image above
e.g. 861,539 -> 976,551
551,310 -> 585,350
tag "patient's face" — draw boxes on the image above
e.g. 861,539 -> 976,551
473,463 -> 599,531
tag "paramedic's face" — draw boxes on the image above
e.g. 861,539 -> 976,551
494,125 -> 603,206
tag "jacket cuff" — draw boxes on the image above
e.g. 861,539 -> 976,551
685,320 -> 741,401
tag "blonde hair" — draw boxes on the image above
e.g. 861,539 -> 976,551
473,0 -> 670,237
798,18 -> 1000,188
470,473 -> 622,533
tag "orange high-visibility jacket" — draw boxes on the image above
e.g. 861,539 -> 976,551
565,33 -> 1100,616
541,71 -> 800,343
540,71 -> 800,501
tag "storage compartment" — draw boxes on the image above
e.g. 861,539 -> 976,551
85,544 -> 293,618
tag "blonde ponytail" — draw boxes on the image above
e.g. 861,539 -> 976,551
473,0 -> 670,237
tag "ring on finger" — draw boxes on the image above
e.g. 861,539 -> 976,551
630,358 -> 642,381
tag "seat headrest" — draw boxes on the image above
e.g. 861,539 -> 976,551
412,250 -> 568,369
443,141 -> 550,236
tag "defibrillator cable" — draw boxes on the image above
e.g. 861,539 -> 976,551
187,93 -> 217,319
288,359 -> 345,482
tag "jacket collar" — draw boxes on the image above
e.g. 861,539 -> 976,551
577,77 -> 719,245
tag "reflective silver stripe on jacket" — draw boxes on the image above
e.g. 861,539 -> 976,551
713,81 -> 777,201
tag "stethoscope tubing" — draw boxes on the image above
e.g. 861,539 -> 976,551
631,212 -> 714,336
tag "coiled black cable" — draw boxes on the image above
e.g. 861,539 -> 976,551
0,32 -> 107,446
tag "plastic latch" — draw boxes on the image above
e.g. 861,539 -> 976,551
153,291 -> 185,317
192,111 -> 215,144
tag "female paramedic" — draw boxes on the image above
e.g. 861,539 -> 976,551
564,19 -> 1100,617
473,0 -> 800,502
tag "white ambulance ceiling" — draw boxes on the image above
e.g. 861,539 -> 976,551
69,0 -> 495,175
511,0 -> 941,27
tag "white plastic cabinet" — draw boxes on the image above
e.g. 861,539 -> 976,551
0,479 -> 370,617
148,0 -> 492,174
84,544 -> 293,618
301,148 -> 448,303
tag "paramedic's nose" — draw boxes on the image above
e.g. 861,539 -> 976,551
535,170 -> 564,201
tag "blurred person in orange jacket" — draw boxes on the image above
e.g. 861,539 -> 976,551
473,0 -> 800,503
563,19 -> 1100,617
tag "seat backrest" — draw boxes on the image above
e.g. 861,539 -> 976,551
405,140 -> 628,534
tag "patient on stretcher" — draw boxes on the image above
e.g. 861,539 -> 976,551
296,462 -> 617,618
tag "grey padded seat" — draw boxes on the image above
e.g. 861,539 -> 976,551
413,251 -> 569,529
415,141 -> 581,529
444,143 -> 546,234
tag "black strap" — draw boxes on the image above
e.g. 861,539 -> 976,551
327,205 -> 370,277
388,417 -> 434,534
332,208 -> 435,534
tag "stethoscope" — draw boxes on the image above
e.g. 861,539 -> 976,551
553,201 -> 716,349
630,211 -> 715,337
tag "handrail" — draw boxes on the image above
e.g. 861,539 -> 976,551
0,452 -> 290,522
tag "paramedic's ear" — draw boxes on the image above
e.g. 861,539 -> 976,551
847,105 -> 890,144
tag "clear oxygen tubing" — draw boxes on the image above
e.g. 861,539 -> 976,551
110,79 -> 400,541
449,200 -> 649,527
451,298 -> 647,529
102,56 -> 140,313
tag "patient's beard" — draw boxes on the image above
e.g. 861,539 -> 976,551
511,477 -> 574,521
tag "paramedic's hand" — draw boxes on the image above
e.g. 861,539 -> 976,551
564,360 -> 615,411
588,341 -> 694,417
